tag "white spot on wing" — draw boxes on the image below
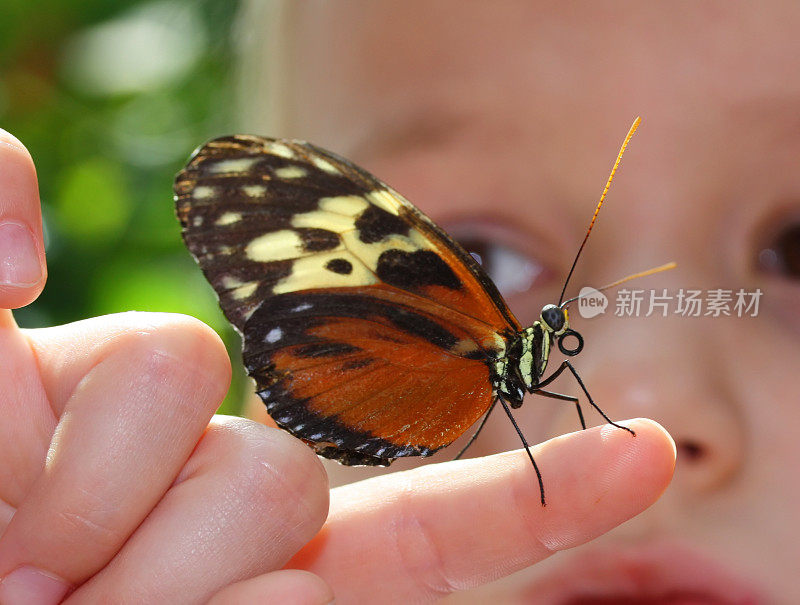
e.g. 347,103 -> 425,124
311,156 -> 341,175
216,212 -> 242,226
220,275 -> 244,289
292,302 -> 313,312
193,185 -> 215,200
231,281 -> 258,300
275,166 -> 308,179
292,211 -> 354,233
245,230 -> 303,262
242,184 -> 266,197
265,327 -> 282,343
209,157 -> 261,174
292,210 -> 355,233
192,215 -> 203,227
267,142 -> 295,159
366,189 -> 402,216
320,195 -> 369,216
290,195 -> 369,232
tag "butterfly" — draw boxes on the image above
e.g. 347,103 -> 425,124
174,118 -> 653,505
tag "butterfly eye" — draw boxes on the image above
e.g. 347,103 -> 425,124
758,220 -> 800,279
455,232 -> 545,297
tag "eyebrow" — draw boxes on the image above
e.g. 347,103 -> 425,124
350,106 -> 474,161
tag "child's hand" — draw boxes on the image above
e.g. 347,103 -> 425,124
0,129 -> 326,603
0,128 -> 675,604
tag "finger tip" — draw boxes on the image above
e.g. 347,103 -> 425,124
0,279 -> 47,311
508,419 -> 676,551
147,313 -> 233,401
616,417 -> 675,447
605,417 -> 676,489
0,129 -> 29,155
585,419 -> 676,527
175,314 -> 233,382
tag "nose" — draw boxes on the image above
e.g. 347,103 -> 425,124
547,315 -> 745,495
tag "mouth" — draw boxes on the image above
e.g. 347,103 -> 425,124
521,543 -> 763,605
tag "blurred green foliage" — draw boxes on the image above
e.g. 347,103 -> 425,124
0,0 -> 249,414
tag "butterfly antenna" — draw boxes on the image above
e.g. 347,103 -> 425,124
557,117 -> 642,306
560,261 -> 676,307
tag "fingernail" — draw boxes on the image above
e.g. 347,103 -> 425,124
0,566 -> 70,605
0,221 -> 42,287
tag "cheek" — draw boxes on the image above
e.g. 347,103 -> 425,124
717,318 -> 800,471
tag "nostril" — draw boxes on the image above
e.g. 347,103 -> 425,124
677,439 -> 706,462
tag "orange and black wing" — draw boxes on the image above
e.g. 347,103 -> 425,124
175,135 -> 521,465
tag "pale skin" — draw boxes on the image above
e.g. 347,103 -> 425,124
4,0 -> 797,603
267,1 -> 799,601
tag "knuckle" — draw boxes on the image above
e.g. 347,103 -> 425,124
56,496 -> 126,552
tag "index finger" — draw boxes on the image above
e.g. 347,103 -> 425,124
0,129 -> 47,310
290,418 -> 675,603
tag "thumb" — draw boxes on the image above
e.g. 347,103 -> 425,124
0,129 -> 47,310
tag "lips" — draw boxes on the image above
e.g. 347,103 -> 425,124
519,543 -> 763,605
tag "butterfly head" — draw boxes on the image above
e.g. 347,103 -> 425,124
540,304 -> 569,336
535,303 -> 585,378
546,301 -> 585,360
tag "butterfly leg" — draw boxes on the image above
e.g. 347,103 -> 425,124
532,388 -> 586,430
498,395 -> 546,506
535,360 -> 635,436
453,399 -> 497,461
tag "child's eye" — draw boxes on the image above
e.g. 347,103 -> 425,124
758,221 -> 800,279
455,233 -> 545,297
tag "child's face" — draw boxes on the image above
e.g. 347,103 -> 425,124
274,1 -> 800,600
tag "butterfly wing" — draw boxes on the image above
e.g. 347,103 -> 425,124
175,135 -> 521,464
241,289 -> 497,464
